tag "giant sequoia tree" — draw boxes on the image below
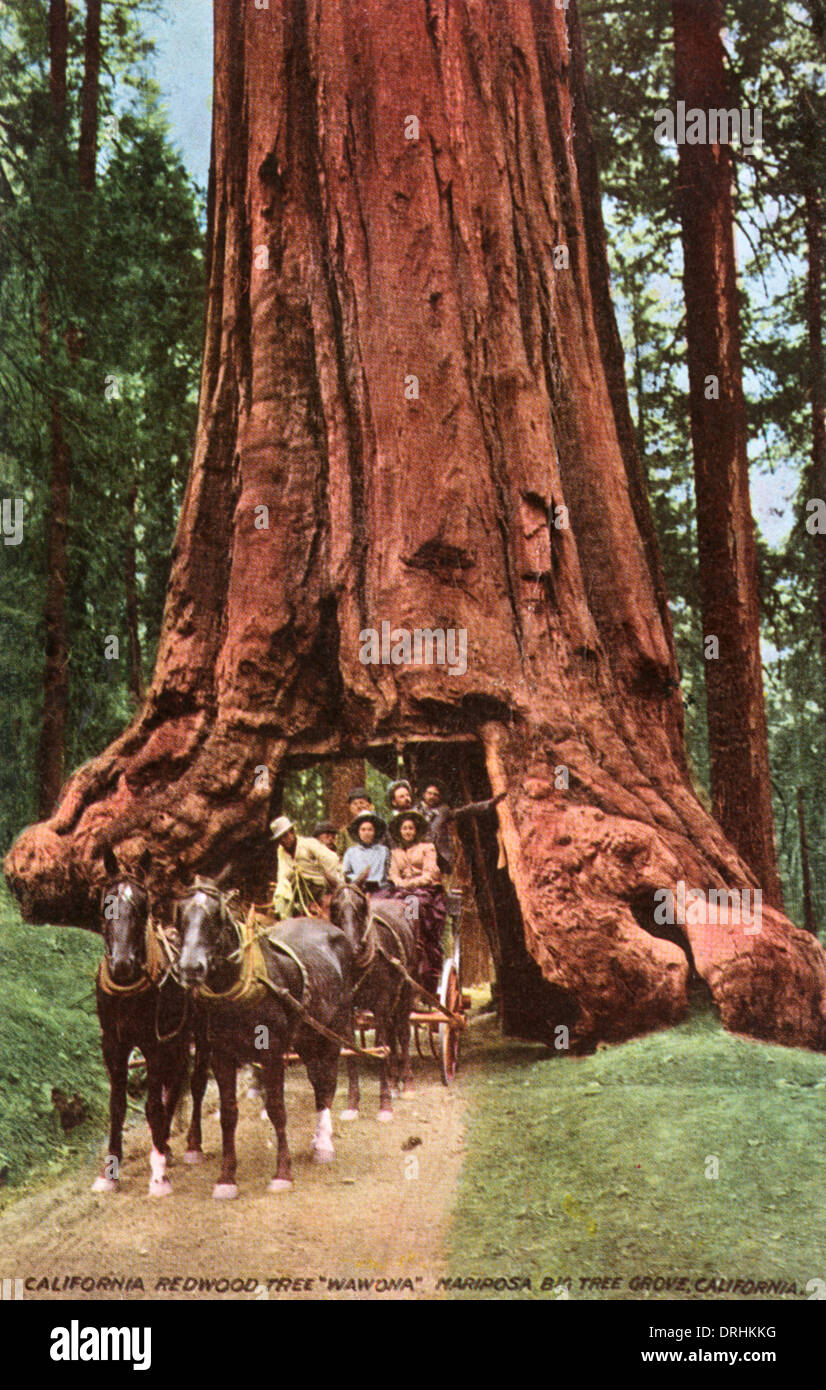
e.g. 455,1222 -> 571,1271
5,0 -> 826,1050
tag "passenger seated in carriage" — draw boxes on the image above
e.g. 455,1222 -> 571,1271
341,812 -> 391,896
387,810 -> 447,994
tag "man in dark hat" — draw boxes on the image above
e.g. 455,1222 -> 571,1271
347,787 -> 373,818
341,811 -> 391,895
416,784 -> 508,875
312,820 -> 339,853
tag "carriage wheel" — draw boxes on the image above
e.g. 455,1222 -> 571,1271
438,960 -> 461,1085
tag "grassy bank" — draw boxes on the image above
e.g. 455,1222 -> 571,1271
0,883 -> 108,1197
449,1009 -> 826,1299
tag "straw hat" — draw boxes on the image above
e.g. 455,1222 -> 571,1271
269,815 -> 295,841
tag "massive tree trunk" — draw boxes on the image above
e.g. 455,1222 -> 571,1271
36,0 -> 71,819
7,0 -> 826,1051
672,0 -> 783,906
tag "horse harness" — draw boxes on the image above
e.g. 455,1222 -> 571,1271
97,880 -> 187,1043
177,884 -> 384,1064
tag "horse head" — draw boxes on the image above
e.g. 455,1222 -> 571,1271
99,845 -> 152,986
176,872 -> 240,992
328,870 -> 370,946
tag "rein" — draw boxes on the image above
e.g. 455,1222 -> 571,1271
177,885 -> 386,1065
333,887 -> 464,1025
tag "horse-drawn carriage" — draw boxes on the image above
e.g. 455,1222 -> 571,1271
92,857 -> 472,1197
353,886 -> 467,1086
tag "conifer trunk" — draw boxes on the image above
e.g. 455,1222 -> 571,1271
672,0 -> 783,906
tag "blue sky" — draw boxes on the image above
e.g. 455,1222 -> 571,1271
144,0 -> 213,189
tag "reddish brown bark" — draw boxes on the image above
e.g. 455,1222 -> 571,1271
672,0 -> 783,907
6,0 -> 826,1052
325,759 -> 366,830
78,0 -> 102,192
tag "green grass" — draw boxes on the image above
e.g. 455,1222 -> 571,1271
448,1009 -> 826,1299
0,882 -> 109,1196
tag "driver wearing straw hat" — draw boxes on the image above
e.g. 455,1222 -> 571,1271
270,815 -> 344,920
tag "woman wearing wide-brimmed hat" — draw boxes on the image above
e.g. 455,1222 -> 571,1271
341,811 -> 391,895
387,810 -> 447,993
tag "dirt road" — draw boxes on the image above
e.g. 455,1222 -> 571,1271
0,1054 -> 467,1301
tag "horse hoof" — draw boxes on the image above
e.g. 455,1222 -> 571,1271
377,1109 -> 394,1123
340,1109 -> 360,1121
268,1178 -> 293,1192
212,1183 -> 239,1200
92,1176 -> 119,1194
183,1149 -> 205,1165
148,1178 -> 172,1197
311,1146 -> 335,1164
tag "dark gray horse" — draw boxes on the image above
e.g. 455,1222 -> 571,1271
176,880 -> 355,1196
329,876 -> 419,1121
94,847 -> 209,1196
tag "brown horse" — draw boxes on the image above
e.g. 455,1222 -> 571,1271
328,876 -> 418,1121
176,880 -> 356,1196
94,848 -> 209,1196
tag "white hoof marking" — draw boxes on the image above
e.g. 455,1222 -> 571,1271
340,1108 -> 360,1121
183,1149 -> 205,1165
377,1109 -> 394,1123
148,1177 -> 172,1197
92,1175 -> 119,1194
268,1178 -> 293,1192
212,1183 -> 239,1200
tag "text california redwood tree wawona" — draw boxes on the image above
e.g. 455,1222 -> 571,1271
6,0 -> 826,1049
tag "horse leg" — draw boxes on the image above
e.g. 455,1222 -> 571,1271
397,984 -> 415,1091
304,1042 -> 338,1163
376,1018 -> 393,1123
159,1041 -> 189,1163
145,1060 -> 173,1196
263,1052 -> 293,1191
212,1053 -> 240,1198
184,1034 -> 209,1165
93,1034 -> 129,1192
340,1011 -> 360,1120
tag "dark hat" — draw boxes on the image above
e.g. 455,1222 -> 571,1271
313,821 -> 337,839
347,787 -> 371,804
348,811 -> 387,840
389,809 -> 429,843
387,778 -> 414,801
